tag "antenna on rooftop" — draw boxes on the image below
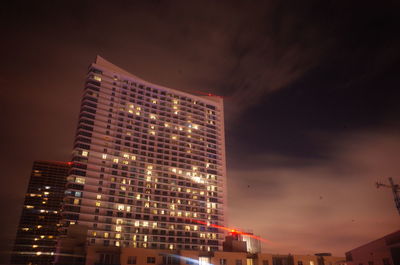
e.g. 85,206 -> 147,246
376,177 -> 400,215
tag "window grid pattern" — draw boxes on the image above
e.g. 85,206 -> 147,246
62,57 -> 226,252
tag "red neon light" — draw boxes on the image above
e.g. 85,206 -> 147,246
188,219 -> 272,243
192,90 -> 224,98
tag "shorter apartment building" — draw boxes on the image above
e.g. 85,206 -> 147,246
83,246 -> 345,265
54,225 -> 345,265
345,230 -> 400,265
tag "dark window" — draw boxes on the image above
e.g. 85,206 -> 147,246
345,252 -> 353,262
127,256 -> 137,264
236,260 -> 242,265
147,256 -> 156,263
220,259 -> 227,265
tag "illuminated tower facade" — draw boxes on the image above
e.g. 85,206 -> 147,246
61,56 -> 227,251
11,160 -> 70,265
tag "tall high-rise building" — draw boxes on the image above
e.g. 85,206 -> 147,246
61,56 -> 227,252
11,160 -> 71,265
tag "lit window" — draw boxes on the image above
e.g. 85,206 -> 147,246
102,154 -> 107,159
93,76 -> 102,82
115,226 -> 122,232
75,177 -> 85,184
96,194 -> 101,199
95,201 -> 101,207
113,158 -> 119,163
199,257 -> 211,265
82,151 -> 89,157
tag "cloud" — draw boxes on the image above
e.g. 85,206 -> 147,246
228,129 -> 400,255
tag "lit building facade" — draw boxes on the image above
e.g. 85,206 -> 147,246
11,160 -> 70,265
238,233 -> 261,254
61,56 -> 227,252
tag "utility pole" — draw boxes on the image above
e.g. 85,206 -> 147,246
376,177 -> 400,215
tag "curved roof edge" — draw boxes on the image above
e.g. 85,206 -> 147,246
94,55 -> 223,104
95,55 -> 145,81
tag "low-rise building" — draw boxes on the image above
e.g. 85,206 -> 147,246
81,245 -> 345,265
345,230 -> 400,265
55,226 -> 346,265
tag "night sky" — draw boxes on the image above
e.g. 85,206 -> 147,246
1,0 -> 400,260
